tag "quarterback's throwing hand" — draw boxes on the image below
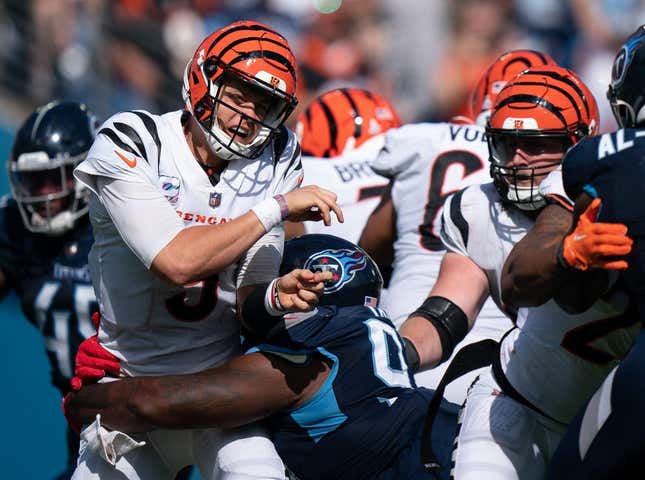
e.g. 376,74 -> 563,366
284,185 -> 344,226
560,198 -> 633,271
276,268 -> 331,311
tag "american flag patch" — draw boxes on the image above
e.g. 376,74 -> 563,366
364,296 -> 378,307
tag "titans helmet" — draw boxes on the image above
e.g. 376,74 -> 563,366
607,25 -> 645,128
8,100 -> 98,235
280,234 -> 383,308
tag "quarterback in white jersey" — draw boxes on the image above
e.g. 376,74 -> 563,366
70,20 -> 343,480
402,66 -> 637,479
286,88 -> 399,243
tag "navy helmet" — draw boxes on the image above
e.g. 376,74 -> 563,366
8,100 -> 98,235
607,25 -> 645,128
280,234 -> 383,308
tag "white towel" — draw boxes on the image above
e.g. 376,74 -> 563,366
81,414 -> 146,466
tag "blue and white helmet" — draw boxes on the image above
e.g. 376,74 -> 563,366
608,25 -> 645,127
280,234 -> 383,308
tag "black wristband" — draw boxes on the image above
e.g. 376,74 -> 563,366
409,296 -> 468,363
241,282 -> 282,337
556,241 -> 571,271
402,337 -> 420,373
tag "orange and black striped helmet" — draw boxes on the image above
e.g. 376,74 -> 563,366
182,20 -> 298,161
296,88 -> 401,158
469,50 -> 556,126
487,65 -> 599,210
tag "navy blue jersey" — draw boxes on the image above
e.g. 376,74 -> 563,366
250,305 -> 435,480
562,129 -> 645,323
0,196 -> 96,392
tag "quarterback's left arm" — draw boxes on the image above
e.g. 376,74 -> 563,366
502,194 -> 627,312
64,351 -> 329,433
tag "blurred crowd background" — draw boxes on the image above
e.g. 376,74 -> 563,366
1,0 -> 645,136
1,0 -> 645,477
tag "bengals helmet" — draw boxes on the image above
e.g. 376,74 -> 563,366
607,25 -> 645,128
8,100 -> 97,235
182,20 -> 298,161
487,65 -> 599,210
470,50 -> 557,126
296,88 -> 401,158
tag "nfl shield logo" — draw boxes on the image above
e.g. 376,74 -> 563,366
209,192 -> 222,208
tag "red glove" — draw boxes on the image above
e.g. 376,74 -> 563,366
62,392 -> 80,434
70,311 -> 120,390
560,198 -> 633,271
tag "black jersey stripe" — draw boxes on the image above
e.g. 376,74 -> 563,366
113,122 -> 148,163
283,143 -> 302,179
129,111 -> 162,167
449,189 -> 470,248
98,128 -> 139,157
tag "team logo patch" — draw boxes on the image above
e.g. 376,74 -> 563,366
209,191 -> 222,208
159,175 -> 180,205
304,248 -> 367,293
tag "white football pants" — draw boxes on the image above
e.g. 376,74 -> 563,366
72,423 -> 285,480
451,369 -> 565,480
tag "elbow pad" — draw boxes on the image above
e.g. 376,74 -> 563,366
409,296 -> 468,363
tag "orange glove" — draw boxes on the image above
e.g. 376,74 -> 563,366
560,198 -> 633,271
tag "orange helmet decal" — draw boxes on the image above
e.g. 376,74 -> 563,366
470,50 -> 557,125
297,88 -> 401,158
489,65 -> 599,142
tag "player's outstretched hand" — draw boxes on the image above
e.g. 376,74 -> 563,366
276,268 -> 331,311
560,198 -> 633,271
283,185 -> 344,226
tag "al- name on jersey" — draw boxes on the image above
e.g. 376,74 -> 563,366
441,182 -> 638,424
300,136 -> 388,243
0,196 -> 96,391
74,109 -> 302,376
372,122 -> 510,406
251,305 -> 435,480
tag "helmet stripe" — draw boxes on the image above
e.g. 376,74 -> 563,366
508,80 -> 584,125
338,88 -> 362,138
206,23 -> 287,56
522,69 -> 590,118
228,50 -> 296,78
317,98 -> 338,157
495,94 -> 569,130
215,36 -> 293,67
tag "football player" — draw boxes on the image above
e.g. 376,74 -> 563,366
400,65 -> 638,479
498,26 -> 645,478
65,234 -> 441,480
70,20 -> 342,480
284,88 -> 400,243
357,50 -> 555,477
0,100 -> 98,480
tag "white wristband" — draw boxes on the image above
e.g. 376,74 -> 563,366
264,278 -> 285,316
251,197 -> 282,232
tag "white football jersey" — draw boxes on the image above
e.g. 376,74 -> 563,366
75,110 -> 303,376
300,135 -> 388,243
371,123 -> 511,405
441,182 -> 638,423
